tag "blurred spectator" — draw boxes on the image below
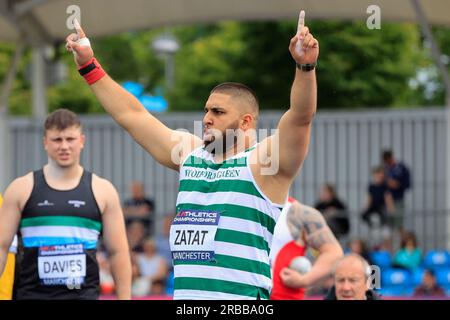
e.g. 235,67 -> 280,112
123,181 -> 155,236
155,213 -> 174,270
325,254 -> 381,300
137,238 -> 168,280
361,166 -> 395,227
375,237 -> 394,253
413,269 -> 445,297
130,252 -> 141,280
150,278 -> 167,296
97,251 -> 115,296
130,252 -> 146,297
126,220 -> 147,253
392,231 -> 422,270
132,238 -> 169,296
348,239 -> 374,266
382,150 -> 411,231
314,183 -> 349,239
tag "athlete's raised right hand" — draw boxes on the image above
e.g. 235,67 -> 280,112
65,18 -> 94,67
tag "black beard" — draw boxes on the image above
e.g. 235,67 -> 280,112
204,130 -> 238,155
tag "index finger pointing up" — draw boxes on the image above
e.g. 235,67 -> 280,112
73,18 -> 86,39
297,10 -> 305,32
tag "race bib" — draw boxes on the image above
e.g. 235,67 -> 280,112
170,209 -> 220,262
38,244 -> 86,287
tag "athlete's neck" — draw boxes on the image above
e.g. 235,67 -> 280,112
43,161 -> 84,190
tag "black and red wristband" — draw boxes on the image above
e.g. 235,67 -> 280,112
78,58 -> 106,85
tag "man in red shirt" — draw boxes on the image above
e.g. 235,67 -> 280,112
270,198 -> 343,299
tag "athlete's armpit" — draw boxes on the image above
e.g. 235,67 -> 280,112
286,202 -> 339,250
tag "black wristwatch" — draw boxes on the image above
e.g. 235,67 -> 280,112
296,62 -> 317,72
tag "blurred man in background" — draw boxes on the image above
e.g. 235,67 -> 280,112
382,150 -> 411,232
325,253 -> 380,300
271,198 -> 343,299
361,166 -> 395,228
314,184 -> 349,241
123,181 -> 155,236
413,269 -> 445,298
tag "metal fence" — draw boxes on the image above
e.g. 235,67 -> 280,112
7,107 -> 448,250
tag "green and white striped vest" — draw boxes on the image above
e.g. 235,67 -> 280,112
172,146 -> 283,300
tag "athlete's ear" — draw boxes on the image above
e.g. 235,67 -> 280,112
43,135 -> 49,151
241,113 -> 254,130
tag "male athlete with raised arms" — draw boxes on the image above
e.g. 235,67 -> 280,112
66,10 -> 318,299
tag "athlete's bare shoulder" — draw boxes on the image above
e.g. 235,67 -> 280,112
4,172 -> 34,209
91,173 -> 114,190
91,174 -> 120,212
91,174 -> 119,199
286,201 -> 339,250
13,172 -> 34,186
286,201 -> 320,233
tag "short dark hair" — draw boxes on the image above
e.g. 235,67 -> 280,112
382,150 -> 393,162
424,269 -> 436,278
324,183 -> 337,197
400,231 -> 418,249
210,82 -> 260,117
44,109 -> 82,133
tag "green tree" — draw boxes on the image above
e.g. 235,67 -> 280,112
168,22 -> 244,111
2,21 -> 449,115
167,20 -> 427,111
47,31 -> 166,114
1,44 -> 34,115
315,21 -> 424,108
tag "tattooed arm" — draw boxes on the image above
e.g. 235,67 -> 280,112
280,201 -> 344,288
